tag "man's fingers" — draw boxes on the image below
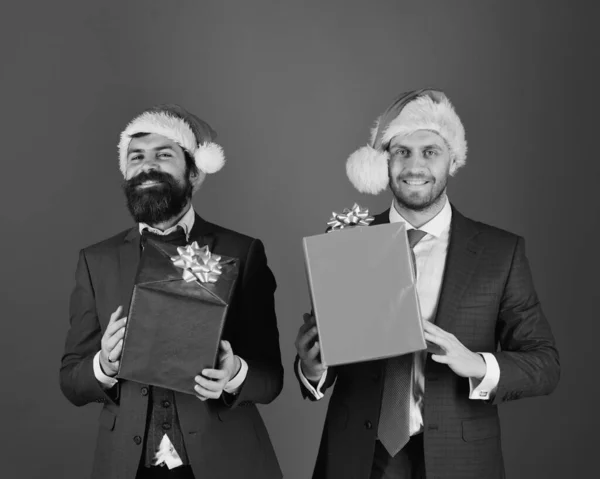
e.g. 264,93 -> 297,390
220,340 -> 232,354
424,330 -> 445,344
426,341 -> 445,355
109,306 -> 123,323
305,340 -> 321,361
106,326 -> 126,350
303,313 -> 316,325
423,321 -> 454,339
105,316 -> 127,337
298,320 -> 315,337
108,339 -> 124,362
194,384 -> 221,399
431,354 -> 449,364
297,326 -> 319,355
200,369 -> 227,381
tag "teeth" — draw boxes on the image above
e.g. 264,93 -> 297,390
405,180 -> 427,185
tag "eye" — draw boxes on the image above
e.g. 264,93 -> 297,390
129,154 -> 143,162
424,149 -> 438,158
158,152 -> 173,159
392,148 -> 410,158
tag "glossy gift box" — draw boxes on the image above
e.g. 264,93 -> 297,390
118,239 -> 239,394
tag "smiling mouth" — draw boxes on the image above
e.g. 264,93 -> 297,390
137,181 -> 163,188
402,179 -> 429,186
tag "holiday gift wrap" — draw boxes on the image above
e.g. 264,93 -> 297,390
303,205 -> 426,367
118,239 -> 239,394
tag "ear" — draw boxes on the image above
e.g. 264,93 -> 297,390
449,154 -> 459,177
190,170 -> 207,193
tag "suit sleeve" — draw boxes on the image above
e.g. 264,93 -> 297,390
223,239 -> 284,408
59,250 -> 118,407
492,237 -> 560,404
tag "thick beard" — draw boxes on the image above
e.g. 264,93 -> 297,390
124,169 -> 193,225
388,171 -> 448,213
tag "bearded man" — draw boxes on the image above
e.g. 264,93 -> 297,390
60,104 -> 283,479
294,89 -> 560,479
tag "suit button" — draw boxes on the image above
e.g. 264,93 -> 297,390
162,423 -> 171,431
365,420 -> 373,430
162,400 -> 171,408
133,436 -> 142,445
141,387 -> 149,396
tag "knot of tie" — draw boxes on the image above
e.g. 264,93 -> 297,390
407,229 -> 427,249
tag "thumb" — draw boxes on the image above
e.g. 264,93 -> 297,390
220,340 -> 233,355
431,354 -> 448,364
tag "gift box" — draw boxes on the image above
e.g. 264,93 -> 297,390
303,205 -> 426,367
118,239 -> 240,395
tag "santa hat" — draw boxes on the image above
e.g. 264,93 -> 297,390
346,89 -> 467,194
118,104 -> 225,192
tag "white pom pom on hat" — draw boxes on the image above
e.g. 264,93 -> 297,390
118,104 -> 225,192
346,89 -> 467,195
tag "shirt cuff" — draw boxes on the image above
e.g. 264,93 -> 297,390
93,351 -> 118,389
469,352 -> 500,400
297,360 -> 327,400
224,356 -> 248,395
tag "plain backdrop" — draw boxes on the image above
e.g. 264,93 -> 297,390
0,1 -> 597,478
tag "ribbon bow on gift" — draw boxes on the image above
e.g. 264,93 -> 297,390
327,203 -> 374,231
171,242 -> 223,284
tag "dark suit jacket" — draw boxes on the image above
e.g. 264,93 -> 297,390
61,214 -> 284,479
295,206 -> 560,479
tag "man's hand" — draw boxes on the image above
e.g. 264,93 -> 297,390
423,321 -> 486,379
194,340 -> 241,401
99,305 -> 127,377
295,313 -> 326,383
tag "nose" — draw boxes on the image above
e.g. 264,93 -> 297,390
137,157 -> 163,175
404,153 -> 427,171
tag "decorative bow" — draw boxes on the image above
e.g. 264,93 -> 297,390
171,242 -> 223,284
327,203 -> 374,231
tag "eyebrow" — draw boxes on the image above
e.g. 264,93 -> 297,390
127,145 -> 177,155
390,144 -> 443,151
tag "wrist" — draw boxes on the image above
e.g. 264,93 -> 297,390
99,357 -> 117,378
301,361 -> 323,383
473,353 -> 487,380
231,355 -> 242,380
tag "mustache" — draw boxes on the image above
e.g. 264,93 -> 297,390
126,170 -> 176,188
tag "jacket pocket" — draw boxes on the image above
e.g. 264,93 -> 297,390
98,408 -> 116,431
462,415 -> 500,442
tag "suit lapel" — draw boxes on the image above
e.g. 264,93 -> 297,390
370,209 -> 391,226
119,227 -> 142,313
188,213 -> 217,251
433,206 -> 483,328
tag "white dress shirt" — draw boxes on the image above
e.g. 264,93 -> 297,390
298,196 -> 500,436
92,205 -> 248,468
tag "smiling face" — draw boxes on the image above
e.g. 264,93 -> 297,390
123,133 -> 196,225
387,130 -> 455,212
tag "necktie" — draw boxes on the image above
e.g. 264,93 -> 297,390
141,226 -> 188,248
378,228 -> 427,457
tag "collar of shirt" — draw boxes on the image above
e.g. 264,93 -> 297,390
138,205 -> 196,241
388,196 -> 452,238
